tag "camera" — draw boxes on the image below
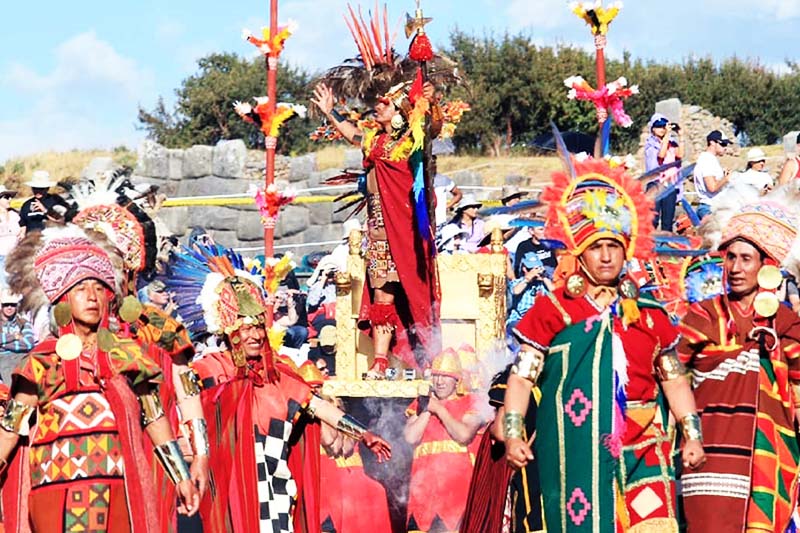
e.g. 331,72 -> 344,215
669,122 -> 680,132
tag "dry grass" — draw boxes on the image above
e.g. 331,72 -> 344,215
0,148 -> 136,191
314,145 -> 348,170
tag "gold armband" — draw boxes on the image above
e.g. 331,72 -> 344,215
138,392 -> 165,426
655,352 -> 687,381
182,418 -> 210,457
304,397 -> 318,420
337,414 -> 369,441
154,440 -> 192,484
503,411 -> 526,441
179,370 -> 202,398
0,458 -> 7,476
0,399 -> 35,435
681,413 -> 703,442
511,349 -> 545,384
791,382 -> 800,408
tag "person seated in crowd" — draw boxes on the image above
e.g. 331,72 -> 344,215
0,185 -> 22,287
448,194 -> 485,253
732,147 -> 774,194
693,130 -> 732,220
274,287 -> 309,349
404,349 -> 485,533
512,224 -> 557,279
19,170 -> 75,234
437,223 -> 469,254
308,324 -> 337,377
777,132 -> 800,186
329,218 -> 362,272
0,290 -> 34,383
307,255 -> 338,334
141,279 -> 181,320
506,252 -> 553,334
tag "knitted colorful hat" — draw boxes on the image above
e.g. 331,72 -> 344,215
33,227 -> 117,303
541,158 -> 654,260
719,202 -> 799,264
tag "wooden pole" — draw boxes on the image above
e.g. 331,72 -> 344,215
264,0 -> 279,257
594,33 -> 608,158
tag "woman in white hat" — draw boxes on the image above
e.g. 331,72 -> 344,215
449,193 -> 485,252
731,147 -> 774,194
0,185 -> 21,286
20,170 -> 73,233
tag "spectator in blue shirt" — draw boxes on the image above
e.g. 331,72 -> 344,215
507,253 -> 553,332
644,114 -> 683,231
0,290 -> 34,382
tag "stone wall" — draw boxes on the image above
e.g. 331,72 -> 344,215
127,140 -> 486,252
638,98 -> 740,163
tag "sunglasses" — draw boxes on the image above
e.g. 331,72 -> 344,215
1,303 -> 17,308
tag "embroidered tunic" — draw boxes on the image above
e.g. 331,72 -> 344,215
514,287 -> 680,533
678,296 -> 800,533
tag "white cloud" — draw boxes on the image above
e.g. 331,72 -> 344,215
0,32 -> 153,161
707,0 -> 800,19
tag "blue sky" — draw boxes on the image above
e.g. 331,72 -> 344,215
1,0 -> 798,163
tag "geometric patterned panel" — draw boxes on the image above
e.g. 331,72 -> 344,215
30,433 -> 125,487
64,482 -> 112,533
35,392 -> 117,444
254,419 -> 297,533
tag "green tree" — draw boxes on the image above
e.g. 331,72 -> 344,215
138,53 -> 316,154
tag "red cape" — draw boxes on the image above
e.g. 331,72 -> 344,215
359,151 -> 441,367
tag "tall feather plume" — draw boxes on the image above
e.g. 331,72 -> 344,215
551,121 -> 577,182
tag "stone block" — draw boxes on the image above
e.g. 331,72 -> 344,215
236,211 -> 265,241
183,145 -> 213,178
785,132 -> 799,155
451,170 -> 483,188
289,154 -> 317,182
208,230 -> 238,248
188,206 -> 241,231
503,175 -> 525,186
655,98 -> 682,123
275,205 -> 310,238
158,206 -> 189,235
302,224 -> 347,244
178,176 -> 252,197
308,202 -> 334,226
167,149 -> 184,180
212,140 -> 247,178
343,149 -> 363,169
81,157 -> 115,180
136,141 -> 168,178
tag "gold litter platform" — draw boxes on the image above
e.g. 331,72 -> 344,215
322,228 -> 507,398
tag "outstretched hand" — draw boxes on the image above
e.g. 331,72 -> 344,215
311,84 -> 335,116
362,431 -> 392,463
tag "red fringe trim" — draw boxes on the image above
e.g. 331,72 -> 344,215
369,302 -> 399,328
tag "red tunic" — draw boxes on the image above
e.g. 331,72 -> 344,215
358,129 -> 440,366
406,394 -> 480,532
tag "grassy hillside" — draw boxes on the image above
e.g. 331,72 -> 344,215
0,147 -> 136,191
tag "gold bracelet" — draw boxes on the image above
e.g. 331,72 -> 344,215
510,349 -> 545,384
337,414 -> 369,440
138,392 -> 165,427
503,411 -> 525,440
179,370 -> 202,398
681,413 -> 703,442
0,458 -> 7,475
154,440 -> 192,484
655,352 -> 687,381
0,399 -> 35,435
182,418 -> 210,457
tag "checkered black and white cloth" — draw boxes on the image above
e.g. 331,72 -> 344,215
255,417 -> 297,533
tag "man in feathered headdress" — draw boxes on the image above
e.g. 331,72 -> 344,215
0,225 -> 198,532
502,157 -> 704,532
166,246 -> 391,532
678,198 -> 800,532
309,4 -> 456,375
